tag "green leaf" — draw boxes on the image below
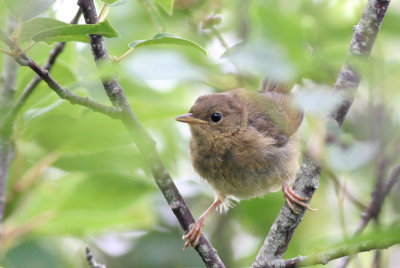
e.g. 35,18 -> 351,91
128,33 -> 207,56
19,18 -> 68,44
5,0 -> 55,21
32,19 -> 119,44
9,172 -> 155,235
154,0 -> 175,15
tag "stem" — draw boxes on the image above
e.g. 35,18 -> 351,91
278,237 -> 400,268
77,0 -> 225,267
97,0 -> 108,22
252,0 -> 391,267
114,47 -> 134,63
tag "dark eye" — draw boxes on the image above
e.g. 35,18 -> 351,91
211,113 -> 222,123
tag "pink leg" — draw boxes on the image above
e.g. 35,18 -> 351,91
282,180 -> 317,214
183,199 -> 221,250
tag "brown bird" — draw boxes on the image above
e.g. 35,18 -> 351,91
176,82 -> 315,250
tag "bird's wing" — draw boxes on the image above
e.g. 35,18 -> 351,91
233,88 -> 303,146
267,91 -> 303,138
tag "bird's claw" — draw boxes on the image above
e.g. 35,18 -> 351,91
282,181 -> 317,214
182,219 -> 204,250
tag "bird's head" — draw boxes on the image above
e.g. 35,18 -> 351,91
175,92 -> 246,139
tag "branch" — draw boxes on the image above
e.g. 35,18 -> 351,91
355,163 -> 400,235
330,0 -> 391,126
0,15 -> 18,249
85,246 -> 106,268
10,8 -> 82,120
0,16 -> 19,114
327,170 -> 367,210
252,0 -> 391,267
277,237 -> 400,268
77,0 -> 225,267
252,157 -> 320,267
0,28 -> 121,119
338,162 -> 400,268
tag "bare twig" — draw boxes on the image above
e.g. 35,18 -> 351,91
252,0 -> 391,267
337,161 -> 400,268
77,0 -> 225,267
355,163 -> 400,235
0,16 -> 19,253
85,246 -> 106,268
327,170 -> 367,210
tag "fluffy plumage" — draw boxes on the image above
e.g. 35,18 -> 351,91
176,87 -> 310,250
187,89 -> 302,208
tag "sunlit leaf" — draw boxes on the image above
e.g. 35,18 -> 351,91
19,18 -> 67,43
32,19 -> 119,44
129,33 -> 207,57
5,0 -> 55,21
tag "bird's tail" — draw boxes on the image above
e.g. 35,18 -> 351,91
261,77 -> 294,94
261,77 -> 303,137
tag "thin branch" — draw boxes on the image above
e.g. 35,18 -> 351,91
85,246 -> 106,268
275,237 -> 400,268
10,8 -> 82,119
0,15 -> 19,251
252,0 -> 391,267
77,0 -> 225,267
355,163 -> 400,235
0,29 -> 121,119
0,16 -> 19,113
252,156 -> 320,267
330,0 -> 391,126
327,170 -> 367,210
337,162 -> 400,268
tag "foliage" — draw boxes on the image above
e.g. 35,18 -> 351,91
0,0 -> 399,267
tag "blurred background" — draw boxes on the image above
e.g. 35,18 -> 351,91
0,0 -> 400,267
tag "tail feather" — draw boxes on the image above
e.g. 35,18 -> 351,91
261,77 -> 294,94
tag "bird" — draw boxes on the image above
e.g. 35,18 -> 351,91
175,80 -> 315,250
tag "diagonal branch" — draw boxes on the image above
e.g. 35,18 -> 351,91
85,246 -> 106,268
77,0 -> 225,267
9,8 -> 82,121
252,0 -> 391,267
338,162 -> 400,268
0,29 -> 121,120
279,236 -> 400,268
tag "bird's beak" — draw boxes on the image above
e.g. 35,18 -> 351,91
175,113 -> 208,125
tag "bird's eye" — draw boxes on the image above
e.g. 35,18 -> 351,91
211,113 -> 222,123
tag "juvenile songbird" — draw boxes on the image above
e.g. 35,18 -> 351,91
176,82 -> 314,250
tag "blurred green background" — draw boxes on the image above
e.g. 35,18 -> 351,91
1,0 -> 400,267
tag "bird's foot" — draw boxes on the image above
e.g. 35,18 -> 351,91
282,181 -> 317,214
182,218 -> 205,250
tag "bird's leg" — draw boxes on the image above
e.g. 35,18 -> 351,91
183,198 -> 222,250
282,180 -> 317,214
